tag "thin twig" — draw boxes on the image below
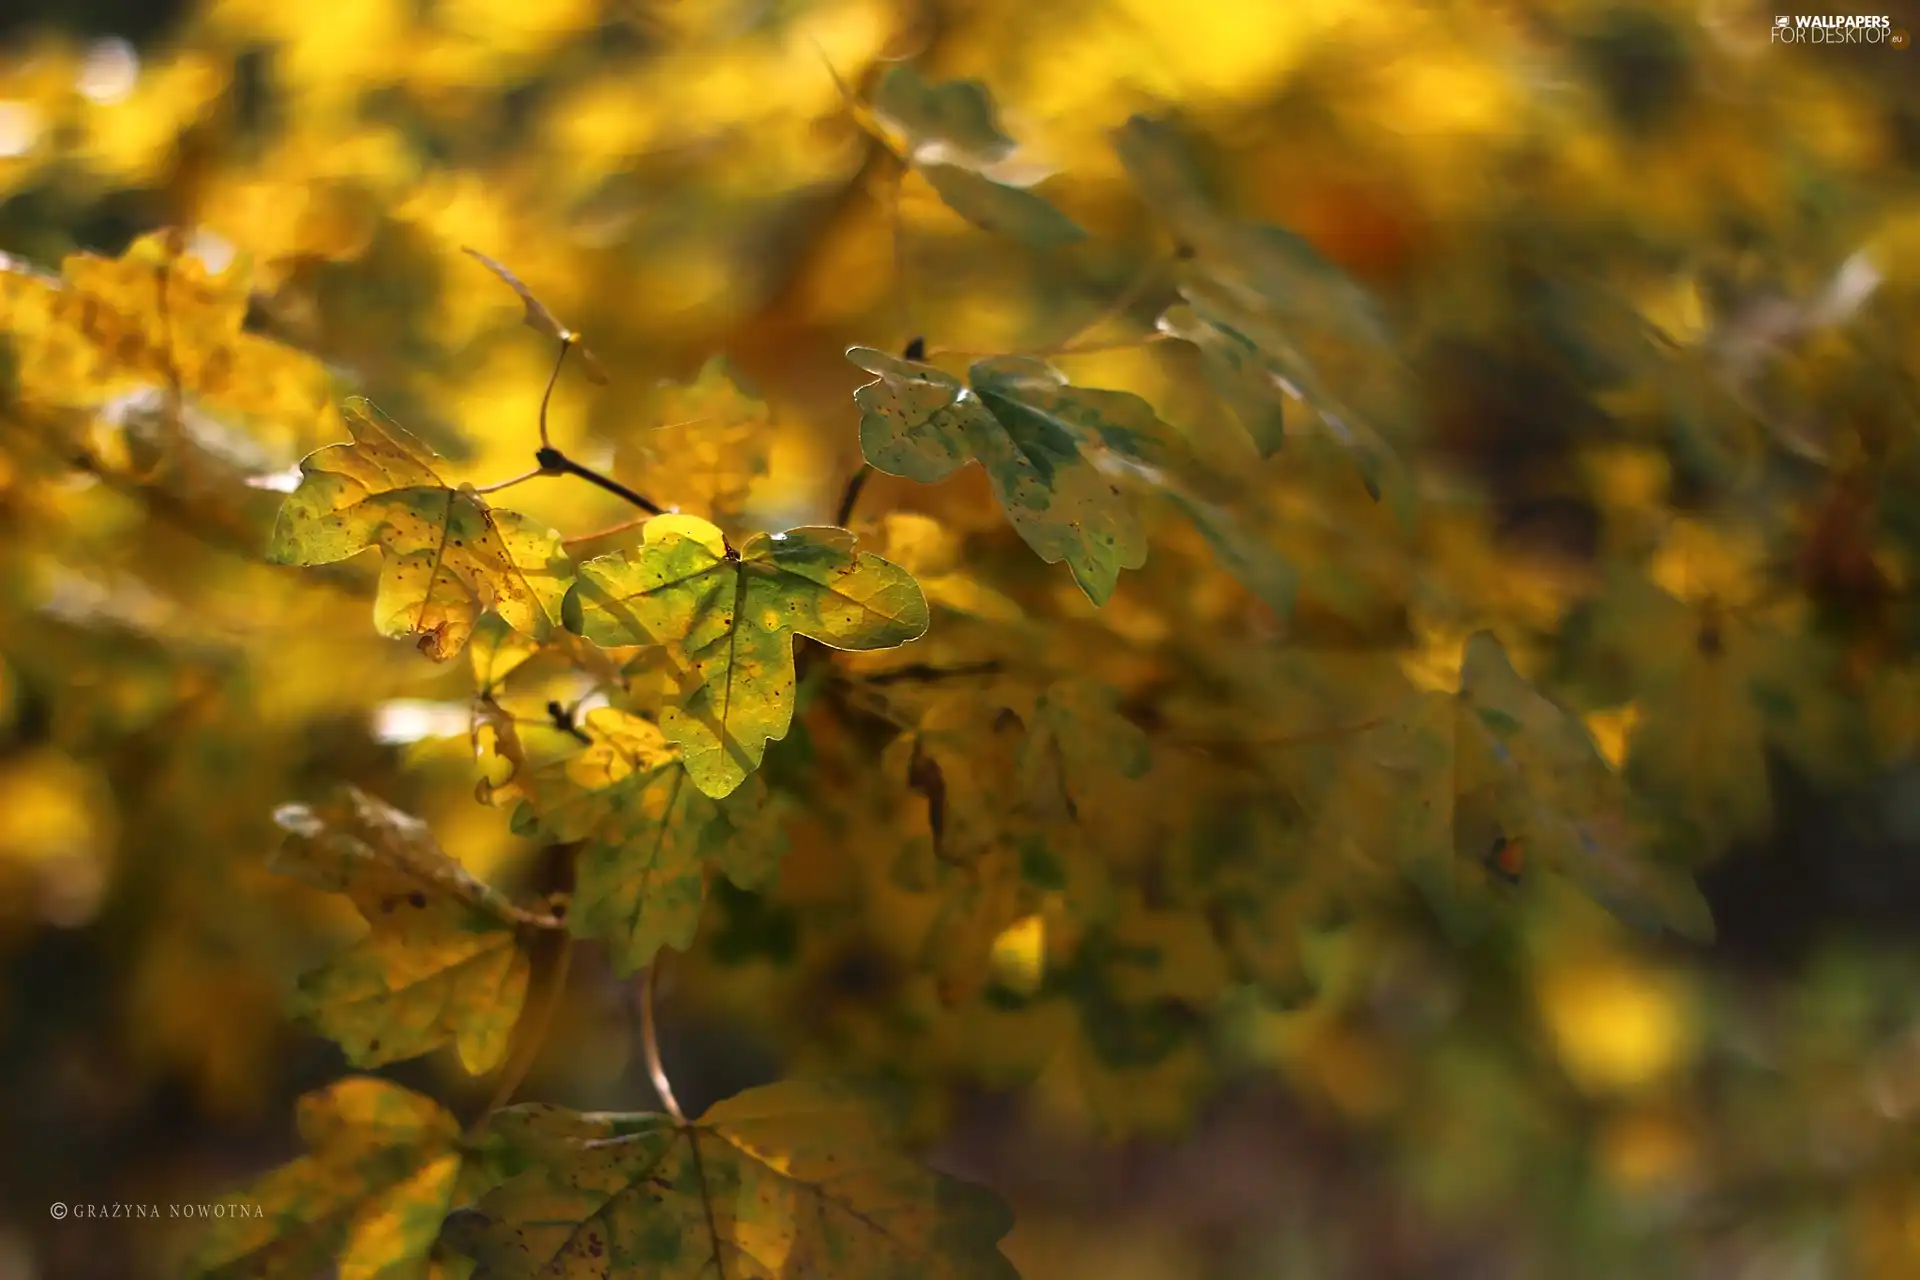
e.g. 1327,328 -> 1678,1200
1045,257 -> 1166,354
563,513 -> 651,547
640,963 -> 685,1122
472,467 -> 546,495
536,446 -> 664,515
835,464 -> 873,528
536,338 -> 572,449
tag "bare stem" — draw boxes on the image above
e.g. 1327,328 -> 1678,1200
640,963 -> 685,1122
537,338 -> 572,449
472,467 -> 546,495
536,446 -> 664,516
1046,258 -> 1165,353
563,513 -> 651,547
835,464 -> 873,528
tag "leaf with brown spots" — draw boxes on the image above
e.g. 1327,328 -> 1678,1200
450,1079 -> 1018,1278
267,397 -> 574,661
270,787 -> 560,1074
183,1077 -> 502,1280
847,348 -> 1155,605
563,515 -> 929,799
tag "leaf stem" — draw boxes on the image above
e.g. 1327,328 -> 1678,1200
472,467 -> 545,495
640,962 -> 685,1122
1045,257 -> 1165,354
835,464 -> 873,528
537,338 -> 571,449
563,514 -> 651,547
536,446 -> 665,516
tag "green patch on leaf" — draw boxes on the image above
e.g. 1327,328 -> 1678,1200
564,515 -> 929,798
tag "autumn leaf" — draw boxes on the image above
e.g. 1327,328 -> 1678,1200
270,787 -> 558,1073
1563,570 -> 1862,859
0,229 -> 333,435
563,515 -> 929,798
464,246 -> 608,384
848,347 -> 1151,605
503,708 -> 788,976
1117,115 -> 1415,518
183,1077 -> 498,1280
1451,631 -> 1713,941
630,357 -> 773,528
872,64 -> 1084,248
267,397 -> 573,661
449,1079 -> 1018,1278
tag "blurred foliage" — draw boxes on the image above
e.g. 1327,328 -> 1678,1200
2,0 -> 1920,1276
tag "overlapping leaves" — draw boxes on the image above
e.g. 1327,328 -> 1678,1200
496,707 -> 787,976
848,349 -> 1159,605
450,1080 -> 1018,1278
270,786 -> 556,1074
869,64 -> 1085,249
564,515 -> 929,798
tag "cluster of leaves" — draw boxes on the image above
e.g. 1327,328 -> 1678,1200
5,2 -> 1920,1277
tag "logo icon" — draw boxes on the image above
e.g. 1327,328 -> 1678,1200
1775,14 -> 1790,25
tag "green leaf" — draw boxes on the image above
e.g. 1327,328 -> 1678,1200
1160,488 -> 1297,619
184,1077 -> 500,1280
268,397 -> 573,661
564,515 -> 929,798
1156,303 -> 1285,457
1017,678 -> 1150,822
920,164 -> 1086,248
505,708 -> 787,976
874,64 -> 1083,247
1117,114 -> 1415,521
872,65 -> 1016,167
270,787 -> 552,1073
451,1080 -> 1019,1278
1453,632 -> 1714,941
849,348 -> 1150,605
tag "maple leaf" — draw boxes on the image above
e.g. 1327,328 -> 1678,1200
502,708 -> 788,976
847,348 -> 1158,605
270,787 -> 559,1073
267,397 -> 574,661
183,1077 -> 501,1280
564,515 -> 929,798
871,64 -> 1085,249
1563,570 -> 1862,858
1446,632 -> 1713,940
449,1079 -> 1018,1278
630,357 -> 773,529
1117,115 -> 1416,519
0,229 -> 333,434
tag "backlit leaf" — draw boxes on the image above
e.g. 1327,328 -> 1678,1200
849,348 -> 1150,605
563,516 -> 929,798
268,397 -> 574,661
270,787 -> 553,1073
505,708 -> 788,976
184,1077 -> 495,1280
